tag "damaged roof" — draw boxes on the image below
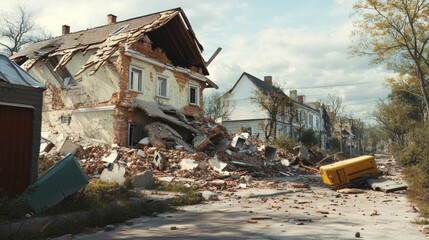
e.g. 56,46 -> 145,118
11,8 -> 210,76
0,55 -> 45,89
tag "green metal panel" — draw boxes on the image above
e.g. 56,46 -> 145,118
23,154 -> 89,212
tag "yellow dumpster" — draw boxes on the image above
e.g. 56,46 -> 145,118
319,155 -> 379,188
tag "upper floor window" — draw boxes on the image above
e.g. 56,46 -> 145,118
46,56 -> 76,86
309,114 -> 314,127
189,85 -> 199,106
157,75 -> 168,98
129,66 -> 143,92
316,117 -> 320,130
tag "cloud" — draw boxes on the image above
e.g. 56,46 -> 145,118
206,17 -> 390,123
2,0 -> 390,123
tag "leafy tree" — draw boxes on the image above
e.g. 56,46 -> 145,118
374,100 -> 416,147
364,124 -> 385,153
300,128 -> 318,147
250,84 -> 293,140
351,0 -> 429,114
0,5 -> 50,56
203,91 -> 234,121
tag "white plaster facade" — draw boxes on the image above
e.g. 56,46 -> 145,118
222,72 -> 326,148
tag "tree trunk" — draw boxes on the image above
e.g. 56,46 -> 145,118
416,64 -> 429,116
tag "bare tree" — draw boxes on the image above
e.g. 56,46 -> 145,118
203,91 -> 234,121
0,6 -> 49,56
250,85 -> 293,140
324,93 -> 345,137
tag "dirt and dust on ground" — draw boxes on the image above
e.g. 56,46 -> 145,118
70,155 -> 427,240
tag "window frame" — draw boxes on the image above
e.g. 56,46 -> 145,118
46,56 -> 76,87
129,66 -> 143,92
156,74 -> 169,99
189,84 -> 200,106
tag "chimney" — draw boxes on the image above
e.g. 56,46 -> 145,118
107,14 -> 117,24
62,25 -> 70,35
264,76 -> 272,86
298,95 -> 305,104
290,90 -> 298,101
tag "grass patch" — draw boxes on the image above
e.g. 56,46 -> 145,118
1,180 -> 204,240
42,180 -> 140,215
156,181 -> 195,194
0,197 -> 33,224
403,166 -> 429,219
170,192 -> 204,206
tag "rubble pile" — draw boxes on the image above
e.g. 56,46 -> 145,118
39,103 -> 321,190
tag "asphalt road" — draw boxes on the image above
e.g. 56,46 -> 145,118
74,160 -> 426,240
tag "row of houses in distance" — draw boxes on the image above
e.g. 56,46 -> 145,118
220,72 -> 327,148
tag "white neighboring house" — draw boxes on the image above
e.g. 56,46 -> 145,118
221,72 -> 326,148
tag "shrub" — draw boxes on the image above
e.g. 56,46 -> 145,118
273,135 -> 297,151
300,129 -> 319,147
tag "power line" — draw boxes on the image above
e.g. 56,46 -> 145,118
285,80 -> 384,90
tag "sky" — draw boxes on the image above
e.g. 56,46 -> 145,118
5,0 -> 391,123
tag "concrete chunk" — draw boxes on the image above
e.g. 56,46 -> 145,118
137,149 -> 146,158
102,150 -> 118,163
153,151 -> 168,171
138,137 -> 150,145
180,158 -> 198,170
192,134 -> 210,151
231,135 -> 246,149
201,190 -> 219,201
367,178 -> 408,192
57,138 -> 80,156
208,156 -> 227,172
100,163 -> 126,185
264,146 -> 277,161
131,170 -> 155,189
299,146 -> 309,160
281,159 -> 290,167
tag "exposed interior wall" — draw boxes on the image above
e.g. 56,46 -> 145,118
29,50 -> 120,142
28,41 -> 207,146
112,43 -> 205,146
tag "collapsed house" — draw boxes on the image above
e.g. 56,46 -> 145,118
11,8 -> 218,147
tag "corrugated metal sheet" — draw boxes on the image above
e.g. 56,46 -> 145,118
0,105 -> 33,197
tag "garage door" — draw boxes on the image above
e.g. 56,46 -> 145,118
0,104 -> 33,197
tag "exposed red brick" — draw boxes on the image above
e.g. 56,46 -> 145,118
173,71 -> 188,90
183,105 -> 202,117
112,48 -> 135,146
130,42 -> 171,65
45,84 -> 65,110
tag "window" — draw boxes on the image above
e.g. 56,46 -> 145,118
46,56 -> 76,86
189,85 -> 199,105
129,66 -> 143,92
110,24 -> 129,36
157,76 -> 168,98
309,114 -> 314,128
316,117 -> 320,130
60,115 -> 71,125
